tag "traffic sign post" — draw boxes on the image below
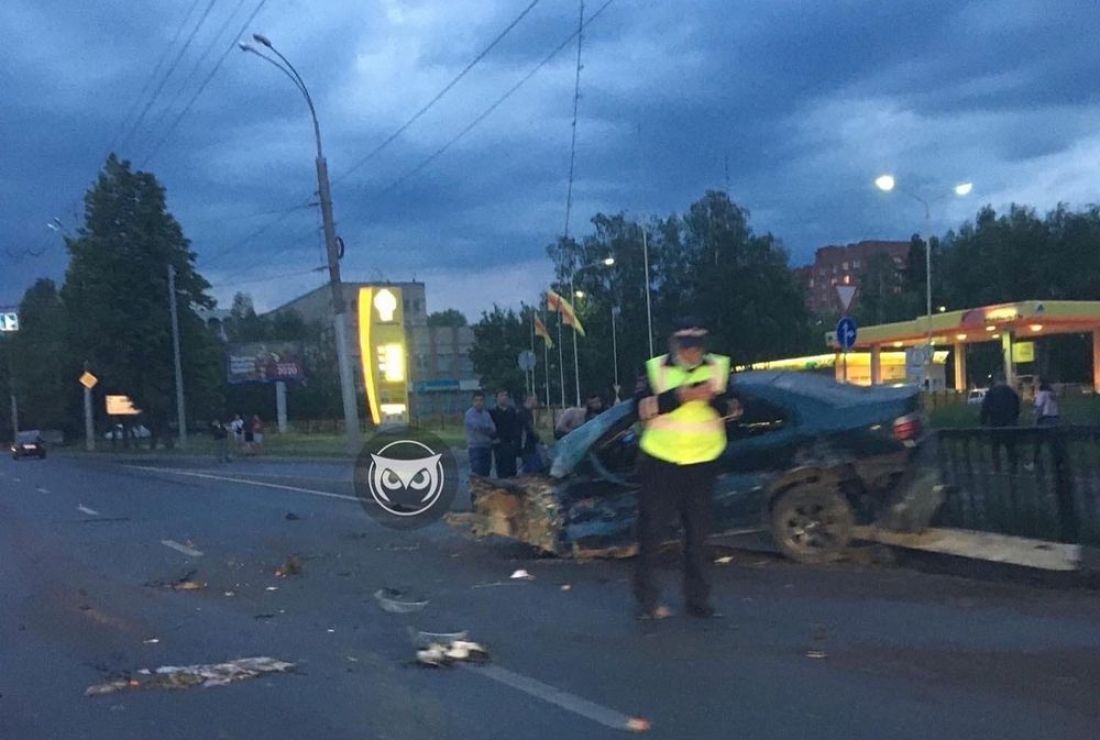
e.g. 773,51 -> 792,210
836,316 -> 858,385
518,350 -> 536,399
79,365 -> 96,451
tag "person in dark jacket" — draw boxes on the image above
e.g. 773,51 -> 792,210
517,393 -> 543,474
489,390 -> 522,478
980,375 -> 1020,472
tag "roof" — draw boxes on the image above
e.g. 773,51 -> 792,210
825,300 -> 1100,349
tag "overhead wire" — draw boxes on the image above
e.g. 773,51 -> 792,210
103,0 -> 203,161
202,0 -> 539,269
138,0 -> 250,166
116,0 -> 220,156
370,0 -> 616,200
141,0 -> 271,167
332,0 -> 545,184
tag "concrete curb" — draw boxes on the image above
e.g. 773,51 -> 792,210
854,525 -> 1100,573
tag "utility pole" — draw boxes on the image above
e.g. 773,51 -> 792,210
83,360 -> 94,452
167,265 -> 187,450
6,342 -> 17,436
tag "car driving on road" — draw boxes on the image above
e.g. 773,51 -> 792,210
468,372 -> 932,563
11,430 -> 47,460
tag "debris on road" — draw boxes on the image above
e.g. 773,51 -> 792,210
561,584 -> 572,591
265,586 -> 279,592
374,588 -> 429,614
142,638 -> 160,645
805,650 -> 827,659
285,512 -> 301,521
510,569 -> 534,580
254,613 -> 277,620
274,554 -> 303,578
147,569 -> 206,592
415,638 -> 490,668
626,718 -> 652,733
714,555 -> 735,565
85,657 -> 296,696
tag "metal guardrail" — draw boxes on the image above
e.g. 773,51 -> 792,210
935,427 -> 1100,546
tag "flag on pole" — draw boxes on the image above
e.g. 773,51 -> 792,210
547,289 -> 585,337
534,316 -> 554,348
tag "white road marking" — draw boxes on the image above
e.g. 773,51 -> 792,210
77,505 -> 100,516
161,539 -> 204,558
37,487 -> 50,494
126,465 -> 358,503
462,664 -> 643,732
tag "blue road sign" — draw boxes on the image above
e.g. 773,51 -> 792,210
836,317 -> 858,350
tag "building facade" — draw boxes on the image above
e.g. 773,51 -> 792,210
799,240 -> 910,315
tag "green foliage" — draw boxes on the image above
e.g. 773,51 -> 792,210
469,304 -> 535,397
427,308 -> 468,327
60,155 -> 222,439
10,279 -> 70,432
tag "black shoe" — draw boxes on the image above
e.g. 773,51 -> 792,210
686,604 -> 722,619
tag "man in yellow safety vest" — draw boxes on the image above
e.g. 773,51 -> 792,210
633,318 -> 736,619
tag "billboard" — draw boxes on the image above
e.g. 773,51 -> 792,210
106,395 -> 141,415
226,342 -> 305,384
0,308 -> 18,333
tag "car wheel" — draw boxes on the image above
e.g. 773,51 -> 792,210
770,484 -> 854,564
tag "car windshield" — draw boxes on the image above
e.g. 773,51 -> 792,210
15,431 -> 40,444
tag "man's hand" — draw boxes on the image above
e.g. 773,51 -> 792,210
638,396 -> 659,421
676,382 -> 716,404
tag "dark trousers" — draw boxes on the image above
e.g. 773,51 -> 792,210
633,453 -> 717,611
990,428 -> 1017,473
469,446 -> 492,477
494,444 -> 518,478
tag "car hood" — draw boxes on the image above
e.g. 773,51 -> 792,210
550,401 -> 636,478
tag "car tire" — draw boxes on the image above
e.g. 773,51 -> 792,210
770,484 -> 854,564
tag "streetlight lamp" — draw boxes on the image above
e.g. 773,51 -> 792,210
241,35 -> 361,453
569,257 -> 615,406
875,173 -> 973,386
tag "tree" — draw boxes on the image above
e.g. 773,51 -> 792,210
469,305 -> 534,396
61,155 -> 221,445
427,309 -> 467,328
9,279 -> 69,432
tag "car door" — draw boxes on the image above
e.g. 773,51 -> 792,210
711,390 -> 799,530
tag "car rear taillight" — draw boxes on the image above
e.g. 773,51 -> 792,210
892,413 -> 923,442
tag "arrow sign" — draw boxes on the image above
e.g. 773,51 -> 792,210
836,317 -> 858,350
836,285 -> 857,313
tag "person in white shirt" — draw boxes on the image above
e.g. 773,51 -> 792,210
1034,379 -> 1060,426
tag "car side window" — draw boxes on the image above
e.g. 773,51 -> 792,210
726,395 -> 788,441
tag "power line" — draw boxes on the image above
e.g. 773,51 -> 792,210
141,0 -> 271,168
139,0 -> 249,165
103,0 -> 203,161
117,0 -> 220,156
373,0 -> 616,199
200,198 -> 316,269
332,0 -> 545,185
562,0 -> 585,239
208,264 -> 326,289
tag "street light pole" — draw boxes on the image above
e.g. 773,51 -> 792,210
875,174 -> 972,389
570,257 -> 615,406
242,36 -> 361,453
641,224 -> 654,357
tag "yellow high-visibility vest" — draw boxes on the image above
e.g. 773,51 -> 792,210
640,353 -> 731,465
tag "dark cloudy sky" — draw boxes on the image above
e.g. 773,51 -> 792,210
2,0 -> 1097,319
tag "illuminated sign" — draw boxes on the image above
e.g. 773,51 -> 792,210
358,286 -> 409,425
106,395 -> 141,415
79,371 -> 99,389
1012,341 -> 1035,364
374,289 -> 398,322
0,310 -> 17,332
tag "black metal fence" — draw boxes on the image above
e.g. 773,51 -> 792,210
935,427 -> 1100,546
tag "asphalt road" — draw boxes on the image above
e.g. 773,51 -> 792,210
2,453 -> 1100,739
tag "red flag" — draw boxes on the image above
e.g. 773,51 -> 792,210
547,289 -> 585,337
534,316 -> 554,348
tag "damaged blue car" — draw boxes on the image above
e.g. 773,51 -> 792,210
467,371 -> 937,563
